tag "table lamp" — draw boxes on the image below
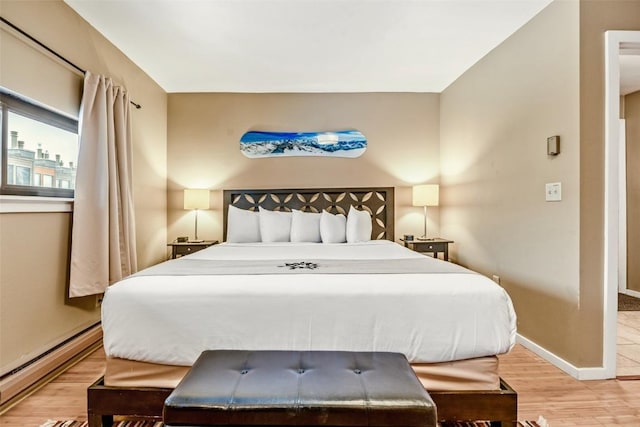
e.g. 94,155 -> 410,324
184,189 -> 210,242
412,184 -> 439,240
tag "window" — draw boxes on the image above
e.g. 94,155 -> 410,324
1,90 -> 78,198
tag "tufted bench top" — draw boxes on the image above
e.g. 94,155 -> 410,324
163,350 -> 436,426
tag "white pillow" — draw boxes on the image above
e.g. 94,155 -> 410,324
259,206 -> 292,242
320,210 -> 347,243
290,209 -> 322,243
346,206 -> 372,243
226,205 -> 261,243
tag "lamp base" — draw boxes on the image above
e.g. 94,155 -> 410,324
416,236 -> 435,241
188,239 -> 204,243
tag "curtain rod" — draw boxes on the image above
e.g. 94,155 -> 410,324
0,16 -> 142,110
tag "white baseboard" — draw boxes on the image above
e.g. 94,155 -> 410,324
0,323 -> 102,408
621,288 -> 640,299
516,333 -> 610,380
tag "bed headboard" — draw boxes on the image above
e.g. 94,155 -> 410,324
223,187 -> 395,241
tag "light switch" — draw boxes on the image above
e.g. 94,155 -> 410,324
545,182 -> 562,202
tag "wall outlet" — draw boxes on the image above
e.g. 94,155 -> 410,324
545,182 -> 562,202
492,275 -> 500,284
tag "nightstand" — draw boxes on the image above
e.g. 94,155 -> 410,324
167,240 -> 218,259
401,238 -> 454,261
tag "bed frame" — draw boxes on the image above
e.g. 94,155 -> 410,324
88,376 -> 517,426
87,186 -> 517,426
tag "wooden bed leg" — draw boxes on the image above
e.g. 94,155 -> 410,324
87,376 -> 171,426
430,377 -> 517,427
87,414 -> 100,427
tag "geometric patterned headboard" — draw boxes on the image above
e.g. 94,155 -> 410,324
223,187 -> 395,241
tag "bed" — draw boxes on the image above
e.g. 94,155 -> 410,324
88,187 -> 518,426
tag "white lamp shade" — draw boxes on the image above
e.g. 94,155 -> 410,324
184,189 -> 210,210
412,184 -> 439,207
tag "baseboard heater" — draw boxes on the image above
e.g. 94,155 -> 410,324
0,323 -> 103,409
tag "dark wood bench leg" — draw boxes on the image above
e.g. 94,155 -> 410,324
102,415 -> 114,427
88,414 -> 113,427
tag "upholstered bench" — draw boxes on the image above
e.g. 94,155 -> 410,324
163,350 -> 437,426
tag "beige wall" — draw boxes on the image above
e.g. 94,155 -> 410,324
626,91 -> 640,292
441,0 -> 640,368
0,213 -> 98,374
0,1 -> 167,375
578,0 -> 640,366
167,93 -> 440,244
440,1 -> 583,363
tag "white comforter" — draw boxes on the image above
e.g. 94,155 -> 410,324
102,240 -> 516,366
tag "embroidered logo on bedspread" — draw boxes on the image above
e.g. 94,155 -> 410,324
279,262 -> 319,270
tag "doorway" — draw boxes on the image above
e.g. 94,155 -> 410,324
617,46 -> 640,378
604,31 -> 640,379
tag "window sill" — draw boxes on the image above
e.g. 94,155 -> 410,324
0,195 -> 73,213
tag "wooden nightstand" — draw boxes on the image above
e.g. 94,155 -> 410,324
167,240 -> 218,259
401,238 -> 454,261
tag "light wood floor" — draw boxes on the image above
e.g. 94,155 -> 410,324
2,344 -> 640,427
618,311 -> 640,377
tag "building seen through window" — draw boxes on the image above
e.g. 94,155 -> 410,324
1,90 -> 78,197
7,130 -> 76,190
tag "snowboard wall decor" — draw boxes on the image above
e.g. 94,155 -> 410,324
240,130 -> 367,158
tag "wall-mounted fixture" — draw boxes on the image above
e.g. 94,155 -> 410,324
412,184 -> 439,240
547,135 -> 560,156
184,189 -> 210,242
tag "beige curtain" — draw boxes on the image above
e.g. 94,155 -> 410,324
69,72 -> 137,298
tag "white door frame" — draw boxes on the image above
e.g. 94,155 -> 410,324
618,119 -> 628,296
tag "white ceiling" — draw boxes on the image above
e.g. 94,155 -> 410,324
64,0 -> 556,93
